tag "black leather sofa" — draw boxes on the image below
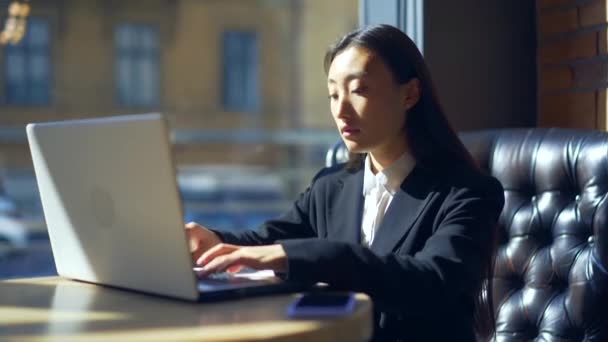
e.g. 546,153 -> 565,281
326,128 -> 608,341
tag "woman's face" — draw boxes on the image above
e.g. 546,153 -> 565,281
327,45 -> 418,157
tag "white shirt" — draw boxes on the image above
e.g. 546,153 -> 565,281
360,152 -> 416,247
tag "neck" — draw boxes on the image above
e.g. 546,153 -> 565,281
369,140 -> 411,174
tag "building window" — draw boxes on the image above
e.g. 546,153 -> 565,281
115,23 -> 159,107
4,18 -> 51,105
222,30 -> 259,112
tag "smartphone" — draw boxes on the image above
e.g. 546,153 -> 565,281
286,292 -> 356,318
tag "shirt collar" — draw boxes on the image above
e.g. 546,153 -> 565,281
362,152 -> 416,196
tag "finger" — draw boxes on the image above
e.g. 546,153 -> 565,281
185,222 -> 202,253
186,233 -> 205,263
201,252 -> 242,276
185,221 -> 199,229
197,243 -> 239,266
197,243 -> 231,265
191,247 -> 206,264
226,264 -> 244,273
188,234 -> 200,252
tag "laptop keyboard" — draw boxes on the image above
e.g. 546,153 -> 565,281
195,268 -> 278,285
206,272 -> 233,281
203,272 -> 263,284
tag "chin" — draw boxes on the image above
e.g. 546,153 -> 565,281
342,140 -> 367,154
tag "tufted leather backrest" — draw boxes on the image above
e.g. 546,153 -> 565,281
461,129 -> 608,341
327,128 -> 608,341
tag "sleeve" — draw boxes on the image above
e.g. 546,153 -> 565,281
279,179 -> 504,316
209,168 -> 333,245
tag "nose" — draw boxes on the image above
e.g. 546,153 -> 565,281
333,94 -> 353,120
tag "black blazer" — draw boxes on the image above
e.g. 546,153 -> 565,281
214,162 -> 505,342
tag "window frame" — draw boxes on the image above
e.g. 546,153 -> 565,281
3,17 -> 52,106
114,22 -> 161,108
221,29 -> 260,113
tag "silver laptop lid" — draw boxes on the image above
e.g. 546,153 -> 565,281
26,114 -> 199,300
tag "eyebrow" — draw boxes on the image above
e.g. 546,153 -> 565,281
328,71 -> 368,84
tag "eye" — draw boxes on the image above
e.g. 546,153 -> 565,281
328,93 -> 338,101
351,86 -> 367,94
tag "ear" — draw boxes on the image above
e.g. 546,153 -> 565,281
402,78 -> 421,110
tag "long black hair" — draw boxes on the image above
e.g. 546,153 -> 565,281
324,24 -> 477,172
324,24 -> 496,340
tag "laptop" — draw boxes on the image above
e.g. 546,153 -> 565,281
26,113 -> 305,301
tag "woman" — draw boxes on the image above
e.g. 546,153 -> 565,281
186,24 -> 504,342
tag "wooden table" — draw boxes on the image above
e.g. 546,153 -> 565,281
0,277 -> 373,342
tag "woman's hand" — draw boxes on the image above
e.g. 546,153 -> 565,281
196,243 -> 287,276
185,222 -> 222,264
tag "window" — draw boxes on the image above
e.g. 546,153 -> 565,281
359,0 -> 424,53
115,24 -> 159,107
1,1 -> 357,281
222,30 -> 259,112
3,18 -> 51,105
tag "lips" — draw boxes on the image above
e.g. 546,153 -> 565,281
340,126 -> 361,137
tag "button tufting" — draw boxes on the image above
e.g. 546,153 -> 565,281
527,326 -> 539,340
457,129 -> 608,341
512,277 -> 525,291
552,277 -> 569,292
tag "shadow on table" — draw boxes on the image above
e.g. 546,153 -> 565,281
0,279 -> 306,339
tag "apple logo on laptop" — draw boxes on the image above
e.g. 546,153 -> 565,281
90,187 -> 116,228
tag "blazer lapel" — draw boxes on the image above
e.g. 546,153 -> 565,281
330,168 -> 364,244
370,165 -> 438,254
